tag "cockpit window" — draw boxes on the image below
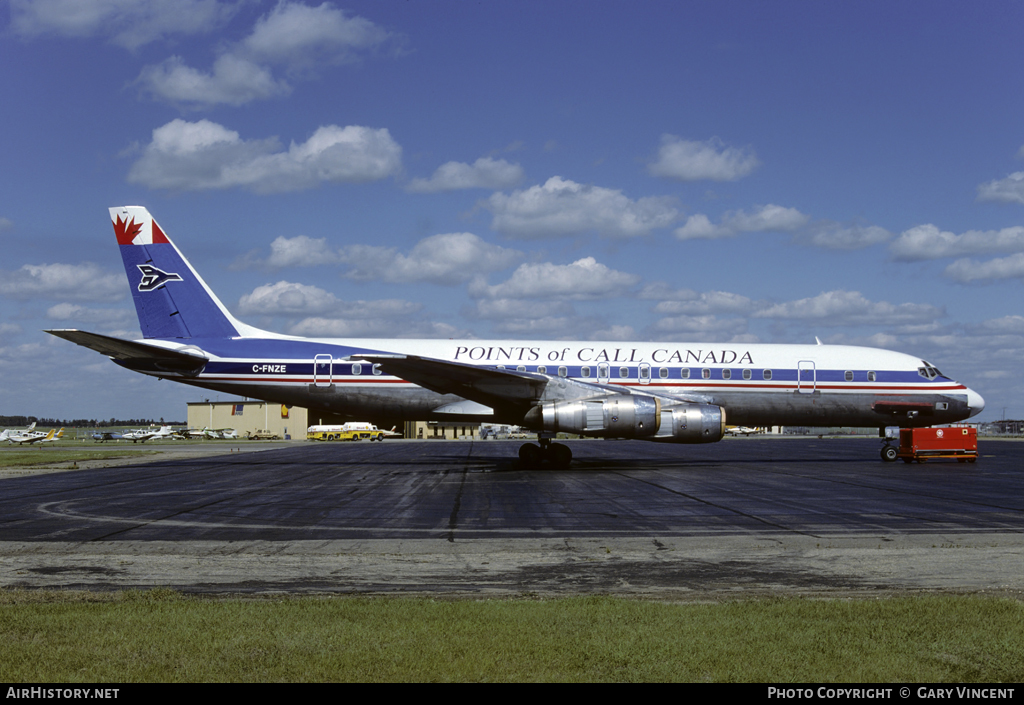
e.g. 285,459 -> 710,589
918,364 -> 942,380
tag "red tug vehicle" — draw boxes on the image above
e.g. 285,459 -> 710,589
881,427 -> 978,463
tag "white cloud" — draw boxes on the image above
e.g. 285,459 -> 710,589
636,282 -> 699,301
484,176 -> 678,239
674,204 -> 809,241
266,235 -> 336,269
0,263 -> 126,302
45,303 -> 136,328
240,1 -> 394,69
127,119 -> 402,193
944,253 -> 1024,283
288,318 -> 462,339
674,214 -> 724,240
470,299 -> 574,320
796,222 -> 892,250
135,1 -> 395,106
890,224 -> 1024,261
752,290 -> 944,326
340,233 -> 523,285
648,135 -> 760,182
976,171 -> 1024,205
10,0 -> 237,49
0,217 -> 13,233
469,257 -> 640,301
407,158 -> 524,193
0,323 -> 24,342
652,314 -> 749,338
971,315 -> 1024,335
237,281 -> 421,320
653,291 -> 755,316
588,325 -> 637,341
137,55 -> 290,107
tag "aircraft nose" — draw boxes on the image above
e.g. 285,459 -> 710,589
966,388 -> 986,418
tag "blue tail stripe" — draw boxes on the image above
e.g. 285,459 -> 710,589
120,243 -> 238,339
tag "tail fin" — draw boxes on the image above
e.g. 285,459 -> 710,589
112,206 -> 241,339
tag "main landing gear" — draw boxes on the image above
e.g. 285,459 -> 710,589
519,436 -> 573,469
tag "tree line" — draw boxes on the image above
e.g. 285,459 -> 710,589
1,416 -> 185,428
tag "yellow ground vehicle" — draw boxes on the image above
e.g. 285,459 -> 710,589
307,423 -> 386,441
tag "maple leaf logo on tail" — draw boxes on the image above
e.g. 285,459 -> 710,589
114,215 -> 144,245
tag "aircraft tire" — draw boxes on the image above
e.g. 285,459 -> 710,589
519,443 -> 542,466
548,442 -> 572,469
881,445 -> 898,462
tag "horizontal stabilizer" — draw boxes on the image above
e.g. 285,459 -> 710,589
45,329 -> 208,376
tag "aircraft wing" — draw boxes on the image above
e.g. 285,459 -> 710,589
351,353 -> 713,416
44,329 -> 208,376
352,354 -> 552,414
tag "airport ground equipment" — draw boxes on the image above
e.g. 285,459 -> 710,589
246,430 -> 280,440
307,423 -> 386,441
881,427 -> 977,463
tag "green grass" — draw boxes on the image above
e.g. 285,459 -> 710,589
1,591 -> 1021,682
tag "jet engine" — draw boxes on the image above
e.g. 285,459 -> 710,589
523,396 -> 726,443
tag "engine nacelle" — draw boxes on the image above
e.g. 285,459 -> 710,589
654,403 -> 726,443
524,396 -> 725,443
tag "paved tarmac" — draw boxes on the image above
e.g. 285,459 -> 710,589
1,438 -> 1022,598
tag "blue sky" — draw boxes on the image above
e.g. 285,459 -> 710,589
2,0 -> 1023,422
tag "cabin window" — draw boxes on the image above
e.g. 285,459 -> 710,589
845,370 -> 854,382
558,366 -> 567,377
581,366 -> 591,378
598,364 -> 610,379
659,367 -> 669,379
868,371 -> 876,382
351,363 -> 362,375
680,368 -> 690,379
537,365 -> 547,374
763,369 -> 772,380
517,365 -> 526,372
702,368 -> 711,380
640,366 -> 650,380
743,369 -> 752,380
619,367 -> 629,378
372,364 -> 382,376
722,369 -> 732,380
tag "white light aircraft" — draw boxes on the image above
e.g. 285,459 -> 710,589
47,206 -> 985,467
119,425 -> 175,443
7,428 -> 64,445
725,426 -> 765,437
0,422 -> 36,443
200,428 -> 238,440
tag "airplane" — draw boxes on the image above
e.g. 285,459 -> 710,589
7,428 -> 64,445
91,430 -> 124,442
725,426 -> 765,437
188,427 -> 239,440
0,422 -> 36,443
47,206 -> 985,467
117,425 -> 175,443
148,425 -> 180,440
121,428 -> 157,443
205,427 -> 239,440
